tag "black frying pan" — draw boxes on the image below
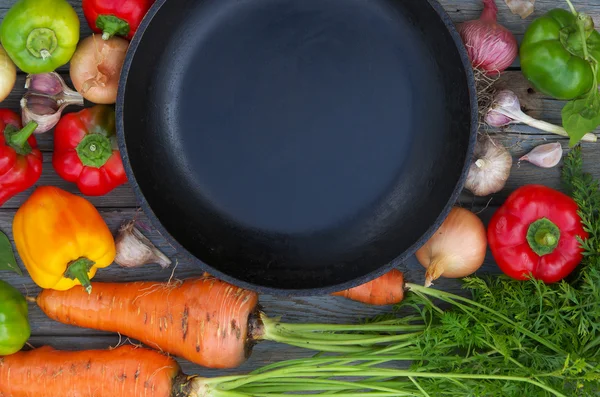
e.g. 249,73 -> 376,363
116,0 -> 477,295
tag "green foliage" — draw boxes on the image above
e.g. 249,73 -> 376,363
389,146 -> 600,396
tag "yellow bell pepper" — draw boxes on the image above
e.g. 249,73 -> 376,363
13,186 -> 115,293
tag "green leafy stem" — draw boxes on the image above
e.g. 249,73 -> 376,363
562,1 -> 600,145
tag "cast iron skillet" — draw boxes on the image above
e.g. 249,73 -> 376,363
117,0 -> 477,295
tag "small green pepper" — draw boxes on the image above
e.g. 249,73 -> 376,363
0,0 -> 80,74
520,8 -> 600,100
0,279 -> 30,355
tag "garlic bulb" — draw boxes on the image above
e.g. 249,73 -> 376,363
486,90 -> 597,142
114,220 -> 172,269
465,135 -> 512,196
21,72 -> 84,133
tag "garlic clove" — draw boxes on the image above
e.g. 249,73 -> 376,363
21,72 -> 84,134
519,142 -> 563,168
465,135 -> 513,196
114,220 -> 172,269
485,109 -> 513,127
25,72 -> 65,96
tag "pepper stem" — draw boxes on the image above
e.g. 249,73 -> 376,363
76,133 -> 114,168
96,15 -> 131,40
526,218 -> 561,256
564,0 -> 577,15
4,121 -> 38,156
64,258 -> 96,294
576,13 -> 591,61
26,28 -> 58,59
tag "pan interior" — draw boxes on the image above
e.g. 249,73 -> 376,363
121,0 -> 473,291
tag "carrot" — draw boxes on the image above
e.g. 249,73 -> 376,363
36,277 -> 259,369
0,345 -> 182,397
331,269 -> 405,305
35,275 -> 425,369
0,343 -> 560,397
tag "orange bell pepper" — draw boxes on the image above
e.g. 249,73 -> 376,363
12,186 -> 115,293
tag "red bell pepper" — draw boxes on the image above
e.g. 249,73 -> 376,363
0,110 -> 42,206
53,105 -> 127,196
82,0 -> 155,41
487,184 -> 588,284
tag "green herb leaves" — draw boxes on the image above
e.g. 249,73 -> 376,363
0,230 -> 21,275
372,147 -> 600,396
562,87 -> 600,146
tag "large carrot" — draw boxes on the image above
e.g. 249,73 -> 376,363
35,275 -> 424,369
331,269 -> 405,305
36,277 -> 259,369
0,345 -> 180,397
0,345 -> 560,397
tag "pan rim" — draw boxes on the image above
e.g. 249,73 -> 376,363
116,0 -> 478,296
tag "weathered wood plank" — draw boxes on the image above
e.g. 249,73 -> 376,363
439,0 -> 600,36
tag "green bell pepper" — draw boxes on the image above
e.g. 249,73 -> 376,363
0,0 -> 80,74
520,9 -> 600,100
521,2 -> 600,146
0,279 -> 30,355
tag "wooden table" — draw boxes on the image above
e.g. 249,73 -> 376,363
2,0 -> 599,378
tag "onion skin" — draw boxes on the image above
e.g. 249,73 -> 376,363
457,0 -> 518,75
416,207 -> 487,287
0,45 -> 16,102
69,34 -> 129,104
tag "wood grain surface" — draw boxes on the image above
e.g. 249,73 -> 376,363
0,0 -> 598,380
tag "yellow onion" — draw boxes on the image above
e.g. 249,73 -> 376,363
416,207 -> 487,287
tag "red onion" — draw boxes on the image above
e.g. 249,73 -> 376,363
457,0 -> 518,75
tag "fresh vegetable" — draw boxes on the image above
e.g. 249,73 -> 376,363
0,0 -> 79,74
519,142 -> 563,168
464,135 -> 512,196
520,3 -> 600,145
520,5 -> 600,100
0,344 -> 560,397
415,206 -> 487,287
53,105 -> 127,196
488,184 -> 587,283
486,89 -> 597,142
21,72 -> 84,134
0,46 -> 16,102
331,269 -> 405,305
69,34 -> 129,105
34,274 -> 424,369
0,279 -> 30,355
12,186 -> 116,294
82,0 -> 155,41
0,110 -> 42,207
456,0 -> 518,75
114,220 -> 171,268
505,0 -> 535,18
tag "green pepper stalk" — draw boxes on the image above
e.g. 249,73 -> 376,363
0,0 -> 80,74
